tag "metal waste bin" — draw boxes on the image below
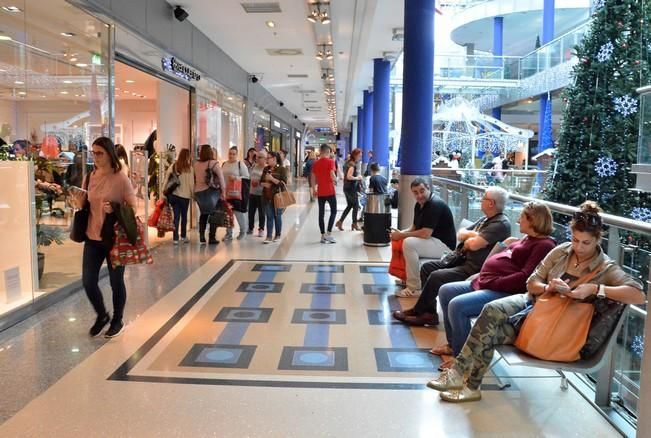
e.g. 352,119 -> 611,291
363,193 -> 391,246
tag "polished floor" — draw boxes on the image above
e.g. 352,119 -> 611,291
0,182 -> 622,437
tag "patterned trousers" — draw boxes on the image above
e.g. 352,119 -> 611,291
454,293 -> 529,389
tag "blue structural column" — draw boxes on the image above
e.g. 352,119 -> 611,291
538,0 -> 555,151
398,0 -> 435,227
363,90 -> 374,163
356,105 -> 364,151
372,58 -> 391,168
492,16 -> 503,120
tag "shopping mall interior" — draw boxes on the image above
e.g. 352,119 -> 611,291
0,0 -> 650,436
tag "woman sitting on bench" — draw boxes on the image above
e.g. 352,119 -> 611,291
426,201 -> 645,403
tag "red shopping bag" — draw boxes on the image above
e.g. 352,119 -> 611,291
157,201 -> 175,232
225,178 -> 243,200
147,199 -> 166,228
388,239 -> 406,282
110,218 -> 154,268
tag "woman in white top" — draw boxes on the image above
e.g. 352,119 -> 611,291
164,148 -> 194,244
280,149 -> 291,185
222,146 -> 250,240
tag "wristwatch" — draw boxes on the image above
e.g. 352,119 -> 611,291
597,284 -> 606,299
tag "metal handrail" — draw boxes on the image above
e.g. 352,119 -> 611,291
431,176 -> 651,235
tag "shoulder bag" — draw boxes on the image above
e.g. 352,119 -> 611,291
69,173 -> 91,243
273,181 -> 296,209
514,263 -> 607,362
163,164 -> 180,197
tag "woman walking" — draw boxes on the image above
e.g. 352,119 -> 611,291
163,148 -> 194,244
248,149 -> 267,236
82,137 -> 137,339
261,151 -> 288,243
193,144 -> 225,245
336,148 -> 363,231
222,146 -> 250,240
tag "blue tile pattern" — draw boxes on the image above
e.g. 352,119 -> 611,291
278,347 -> 348,371
362,284 -> 401,295
251,264 -> 291,272
236,282 -> 283,293
180,344 -> 256,369
299,283 -> 345,294
214,307 -> 273,323
367,310 -> 401,325
292,309 -> 346,324
359,265 -> 389,274
374,348 -> 439,372
306,265 -> 345,273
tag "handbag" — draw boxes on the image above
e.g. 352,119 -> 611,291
514,263 -> 607,362
225,178 -> 243,201
208,200 -> 233,228
273,181 -> 296,209
157,201 -> 175,232
439,244 -> 466,268
109,218 -> 153,268
388,239 -> 407,282
163,165 -> 180,197
147,199 -> 166,228
580,298 -> 626,359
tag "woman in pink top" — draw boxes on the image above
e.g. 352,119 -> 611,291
83,137 -> 137,339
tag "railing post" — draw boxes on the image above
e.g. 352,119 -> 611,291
460,187 -> 469,222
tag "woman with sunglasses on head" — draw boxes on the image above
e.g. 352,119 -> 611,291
82,137 -> 137,339
431,201 -> 556,369
427,201 -> 645,403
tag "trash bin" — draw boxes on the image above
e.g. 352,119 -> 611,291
363,193 -> 391,247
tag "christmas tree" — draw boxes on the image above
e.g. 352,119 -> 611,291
544,0 -> 651,219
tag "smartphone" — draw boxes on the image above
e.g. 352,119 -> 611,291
556,283 -> 571,293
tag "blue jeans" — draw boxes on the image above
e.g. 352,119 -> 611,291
264,199 -> 283,238
168,194 -> 190,240
82,239 -> 126,323
438,280 -> 509,355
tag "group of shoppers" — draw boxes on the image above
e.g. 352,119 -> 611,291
389,178 -> 645,402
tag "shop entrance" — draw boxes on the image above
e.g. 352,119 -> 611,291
114,61 -> 191,245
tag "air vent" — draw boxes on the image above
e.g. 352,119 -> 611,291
297,89 -> 317,94
307,106 -> 322,110
304,100 -> 319,103
266,48 -> 303,56
287,74 -> 309,78
241,2 -> 282,13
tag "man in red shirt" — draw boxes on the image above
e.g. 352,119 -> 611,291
311,144 -> 338,243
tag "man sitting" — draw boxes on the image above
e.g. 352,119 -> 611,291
391,177 -> 457,297
393,186 -> 511,325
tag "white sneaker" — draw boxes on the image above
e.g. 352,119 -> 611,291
263,238 -> 272,244
395,287 -> 421,298
320,235 -> 328,244
257,229 -> 264,237
325,235 -> 336,243
173,240 -> 179,245
426,367 -> 464,392
394,278 -> 406,286
439,385 -> 482,403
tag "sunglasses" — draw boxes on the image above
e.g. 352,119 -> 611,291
573,211 -> 601,228
91,150 -> 105,157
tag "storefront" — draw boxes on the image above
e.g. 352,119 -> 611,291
0,0 -> 246,324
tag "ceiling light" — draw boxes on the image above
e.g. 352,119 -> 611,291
69,57 -> 77,62
14,80 -> 23,85
325,49 -> 333,60
0,35 -> 12,41
115,87 -> 120,90
315,50 -> 323,61
60,32 -> 75,37
320,11 -> 330,24
1,6 -> 22,12
228,96 -> 233,100
306,8 -> 318,23
75,63 -> 87,67
18,91 -> 26,95
125,79 -> 135,83
63,80 -> 72,84
265,20 -> 275,28
60,91 -> 68,95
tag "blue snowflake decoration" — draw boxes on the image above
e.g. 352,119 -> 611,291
593,0 -> 605,9
632,335 -> 644,358
631,207 -> 651,223
613,95 -> 638,116
597,41 -> 614,62
594,156 -> 618,177
564,224 -> 572,242
648,43 -> 651,52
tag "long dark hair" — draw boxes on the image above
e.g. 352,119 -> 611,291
92,137 -> 122,173
115,144 -> 128,167
176,148 -> 192,173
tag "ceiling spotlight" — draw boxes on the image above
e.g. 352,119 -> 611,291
60,32 -> 75,37
1,6 -> 22,12
325,49 -> 333,60
320,10 -> 330,24
265,20 -> 275,28
0,35 -> 12,41
306,8 -> 319,23
315,49 -> 324,61
173,5 -> 189,22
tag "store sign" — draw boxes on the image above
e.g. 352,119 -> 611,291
295,131 -> 301,139
273,120 -> 281,129
314,127 -> 331,133
161,57 -> 201,81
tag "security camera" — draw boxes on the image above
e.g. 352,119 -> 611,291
305,108 -> 310,111
250,75 -> 258,83
294,115 -> 298,119
279,101 -> 284,107
174,6 -> 189,22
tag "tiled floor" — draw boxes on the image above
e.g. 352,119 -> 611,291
0,183 -> 623,437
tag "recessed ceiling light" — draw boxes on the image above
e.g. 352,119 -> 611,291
60,91 -> 68,95
123,90 -> 129,94
18,91 -> 26,95
228,96 -> 233,100
60,32 -> 75,37
1,6 -> 22,13
63,80 -> 72,84
80,94 -> 85,97
14,80 -> 23,85
75,63 -> 87,67
115,87 -> 120,90
74,94 -> 80,97
0,35 -> 12,41
69,57 -> 77,62
125,79 -> 135,83
0,69 -> 6,72
265,20 -> 275,28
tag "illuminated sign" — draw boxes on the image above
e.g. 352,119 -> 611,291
161,57 -> 201,81
273,120 -> 281,129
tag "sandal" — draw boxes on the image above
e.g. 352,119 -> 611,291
429,344 -> 454,356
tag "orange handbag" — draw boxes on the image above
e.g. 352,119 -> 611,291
514,263 -> 606,362
388,239 -> 406,282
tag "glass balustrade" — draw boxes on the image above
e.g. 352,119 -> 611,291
430,175 -> 650,432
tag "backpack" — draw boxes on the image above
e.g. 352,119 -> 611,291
204,161 -> 220,189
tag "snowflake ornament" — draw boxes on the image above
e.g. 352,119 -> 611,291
648,42 -> 651,52
594,156 -> 618,177
597,41 -> 614,62
592,0 -> 605,9
613,95 -> 638,116
631,207 -> 651,223
632,335 -> 644,359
